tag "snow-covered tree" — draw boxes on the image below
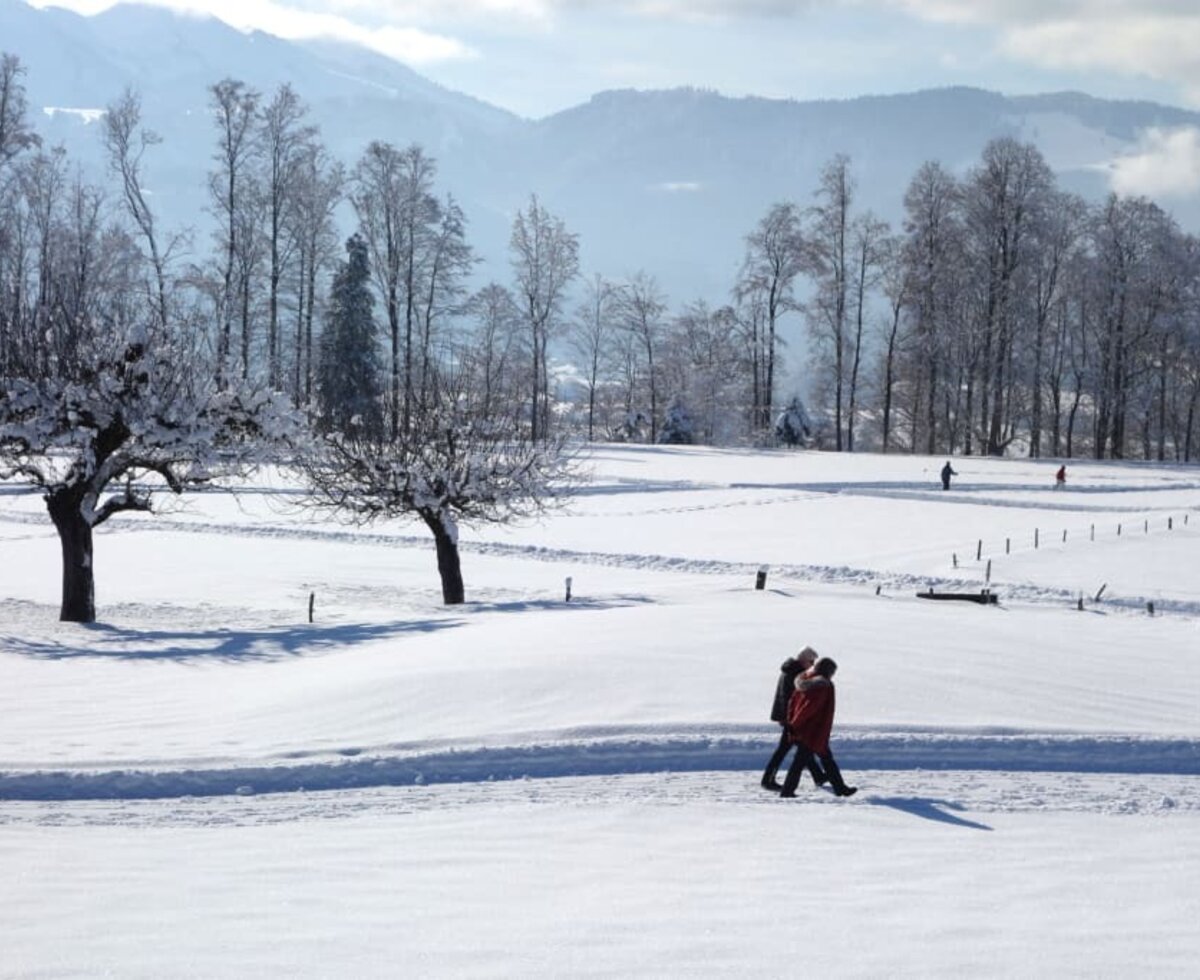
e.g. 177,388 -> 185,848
657,396 -> 694,445
299,385 -> 578,605
0,321 -> 296,623
775,395 -> 814,447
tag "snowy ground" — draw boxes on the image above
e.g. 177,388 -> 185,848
2,447 -> 1199,977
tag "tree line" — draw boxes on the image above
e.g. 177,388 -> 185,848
4,53 -> 1200,618
7,56 -> 1200,460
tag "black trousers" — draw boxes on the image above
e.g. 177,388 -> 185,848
780,744 -> 849,795
762,726 -> 825,784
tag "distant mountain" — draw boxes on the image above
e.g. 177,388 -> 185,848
5,0 -> 1200,312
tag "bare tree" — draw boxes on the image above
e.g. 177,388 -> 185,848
664,301 -> 746,445
509,194 -> 579,442
846,212 -> 889,451
464,282 -> 525,427
737,202 -> 803,431
900,160 -> 962,454
208,78 -> 261,387
1026,192 -> 1086,457
805,154 -> 854,450
102,88 -> 183,332
961,138 -> 1054,455
299,383 -> 578,605
287,143 -> 343,410
351,143 -> 452,437
570,273 -> 620,441
259,83 -> 316,389
618,271 -> 668,443
875,235 -> 908,453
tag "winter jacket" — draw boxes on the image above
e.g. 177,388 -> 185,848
787,676 -> 836,755
770,657 -> 807,723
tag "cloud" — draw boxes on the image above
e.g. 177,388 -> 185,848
1107,126 -> 1200,198
880,1 -> 1200,104
28,0 -> 478,65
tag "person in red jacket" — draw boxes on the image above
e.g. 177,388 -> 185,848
760,646 -> 827,791
779,656 -> 857,798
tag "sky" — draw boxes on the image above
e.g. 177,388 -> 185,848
25,0 -> 1200,118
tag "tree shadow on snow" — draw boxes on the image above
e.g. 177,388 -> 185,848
868,795 -> 993,831
1,617 -> 461,663
463,594 -> 654,614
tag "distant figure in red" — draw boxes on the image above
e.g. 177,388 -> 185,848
779,656 -> 857,798
1055,465 -> 1066,489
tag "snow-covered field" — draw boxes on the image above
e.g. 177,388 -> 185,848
2,446 -> 1199,977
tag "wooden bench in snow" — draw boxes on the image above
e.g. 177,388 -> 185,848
916,589 -> 999,605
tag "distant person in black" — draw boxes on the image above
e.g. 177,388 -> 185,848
1055,465 -> 1066,489
940,460 -> 957,491
761,646 -> 827,791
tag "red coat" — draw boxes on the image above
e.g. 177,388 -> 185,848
787,677 -> 836,755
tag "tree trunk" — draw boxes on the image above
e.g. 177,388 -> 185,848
47,488 -> 96,623
422,510 -> 464,605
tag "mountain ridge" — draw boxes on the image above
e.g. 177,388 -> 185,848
4,0 -> 1200,317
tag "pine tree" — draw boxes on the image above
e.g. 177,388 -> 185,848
317,234 -> 383,438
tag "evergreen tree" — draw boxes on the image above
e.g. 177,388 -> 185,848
318,234 -> 382,438
658,396 -> 695,444
775,395 -> 813,447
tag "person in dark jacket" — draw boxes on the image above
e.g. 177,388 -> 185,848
779,656 -> 857,798
1055,465 -> 1066,489
760,647 -> 826,791
940,460 -> 957,491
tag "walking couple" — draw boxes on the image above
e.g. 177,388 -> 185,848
761,646 -> 857,799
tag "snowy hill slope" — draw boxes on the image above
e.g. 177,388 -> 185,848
2,447 -> 1199,974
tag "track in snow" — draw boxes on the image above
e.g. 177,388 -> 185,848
3,725 -> 1199,803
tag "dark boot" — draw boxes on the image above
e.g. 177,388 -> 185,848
809,759 -> 828,787
761,775 -> 782,791
821,753 -> 857,798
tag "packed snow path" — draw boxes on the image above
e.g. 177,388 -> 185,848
3,725 -> 1199,804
